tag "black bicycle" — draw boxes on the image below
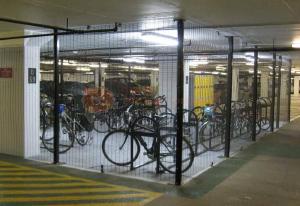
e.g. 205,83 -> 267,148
102,113 -> 194,174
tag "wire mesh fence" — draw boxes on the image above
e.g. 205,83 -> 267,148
0,18 -> 296,185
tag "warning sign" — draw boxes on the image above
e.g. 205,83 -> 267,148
0,68 -> 13,78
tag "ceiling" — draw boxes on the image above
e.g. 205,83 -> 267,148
0,0 -> 300,28
2,0 -> 300,69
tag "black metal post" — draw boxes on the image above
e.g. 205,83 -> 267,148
276,56 -> 282,128
175,19 -> 184,186
224,36 -> 234,158
270,52 -> 276,132
53,29 -> 60,164
287,60 -> 292,122
60,58 -> 64,95
252,49 -> 258,141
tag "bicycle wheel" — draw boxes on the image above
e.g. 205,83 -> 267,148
94,112 -> 109,133
41,118 -> 75,154
40,105 -> 54,142
102,130 -> 140,166
41,130 -> 75,154
159,134 -> 194,174
260,117 -> 270,131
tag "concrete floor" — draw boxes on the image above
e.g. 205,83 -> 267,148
0,118 -> 299,205
291,96 -> 300,120
148,117 -> 300,205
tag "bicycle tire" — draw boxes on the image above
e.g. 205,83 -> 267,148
159,134 -> 194,174
102,130 -> 141,166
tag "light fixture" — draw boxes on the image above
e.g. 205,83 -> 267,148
216,65 -> 226,71
73,51 -> 78,54
89,63 -> 100,68
123,57 -> 145,64
212,72 -> 220,75
190,60 -> 209,67
101,63 -> 109,68
292,41 -> 300,48
141,32 -> 178,46
76,67 -> 91,72
246,62 -> 254,66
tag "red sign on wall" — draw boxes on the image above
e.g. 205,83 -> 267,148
0,68 -> 13,78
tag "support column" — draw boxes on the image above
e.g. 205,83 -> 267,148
276,56 -> 282,129
150,71 -> 159,96
95,66 -> 100,88
252,49 -> 258,141
224,36 -> 234,158
100,66 -> 106,95
270,52 -> 276,132
53,29 -> 60,164
293,76 -> 300,97
260,69 -> 269,97
175,19 -> 184,186
287,60 -> 292,122
232,67 -> 239,101
184,60 -> 190,109
158,60 -> 177,112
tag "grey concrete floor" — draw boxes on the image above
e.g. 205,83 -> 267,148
148,117 -> 300,205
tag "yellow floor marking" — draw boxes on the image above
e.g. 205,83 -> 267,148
0,160 -> 162,205
49,202 -> 148,206
0,187 -> 131,195
0,183 -> 103,188
0,193 -> 149,202
0,172 -> 55,176
0,177 -> 73,181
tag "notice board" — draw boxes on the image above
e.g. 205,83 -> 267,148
0,68 -> 13,78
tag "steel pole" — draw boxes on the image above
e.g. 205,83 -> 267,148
270,52 -> 276,132
175,19 -> 184,186
53,29 -> 60,164
252,49 -> 258,141
224,36 -> 234,158
288,60 -> 292,122
276,56 -> 282,128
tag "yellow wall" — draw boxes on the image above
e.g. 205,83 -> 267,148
194,75 -> 214,108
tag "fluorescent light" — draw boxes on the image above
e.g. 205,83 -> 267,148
123,57 -> 145,64
76,67 -> 91,72
216,65 -> 226,71
212,72 -> 220,75
292,41 -> 300,48
246,62 -> 254,66
73,51 -> 78,54
101,63 -> 108,68
190,60 -> 209,67
141,32 -> 178,46
89,63 -> 100,68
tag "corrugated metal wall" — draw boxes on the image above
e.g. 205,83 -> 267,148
0,47 -> 24,156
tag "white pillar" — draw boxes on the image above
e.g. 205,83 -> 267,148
159,60 -> 177,112
232,67 -> 239,101
184,60 -> 190,109
294,76 -> 300,96
95,66 -> 100,88
100,67 -> 105,95
150,71 -> 159,96
24,35 -> 52,158
261,69 -> 269,97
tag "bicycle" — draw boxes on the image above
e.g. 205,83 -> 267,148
102,113 -> 194,174
41,95 -> 94,154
